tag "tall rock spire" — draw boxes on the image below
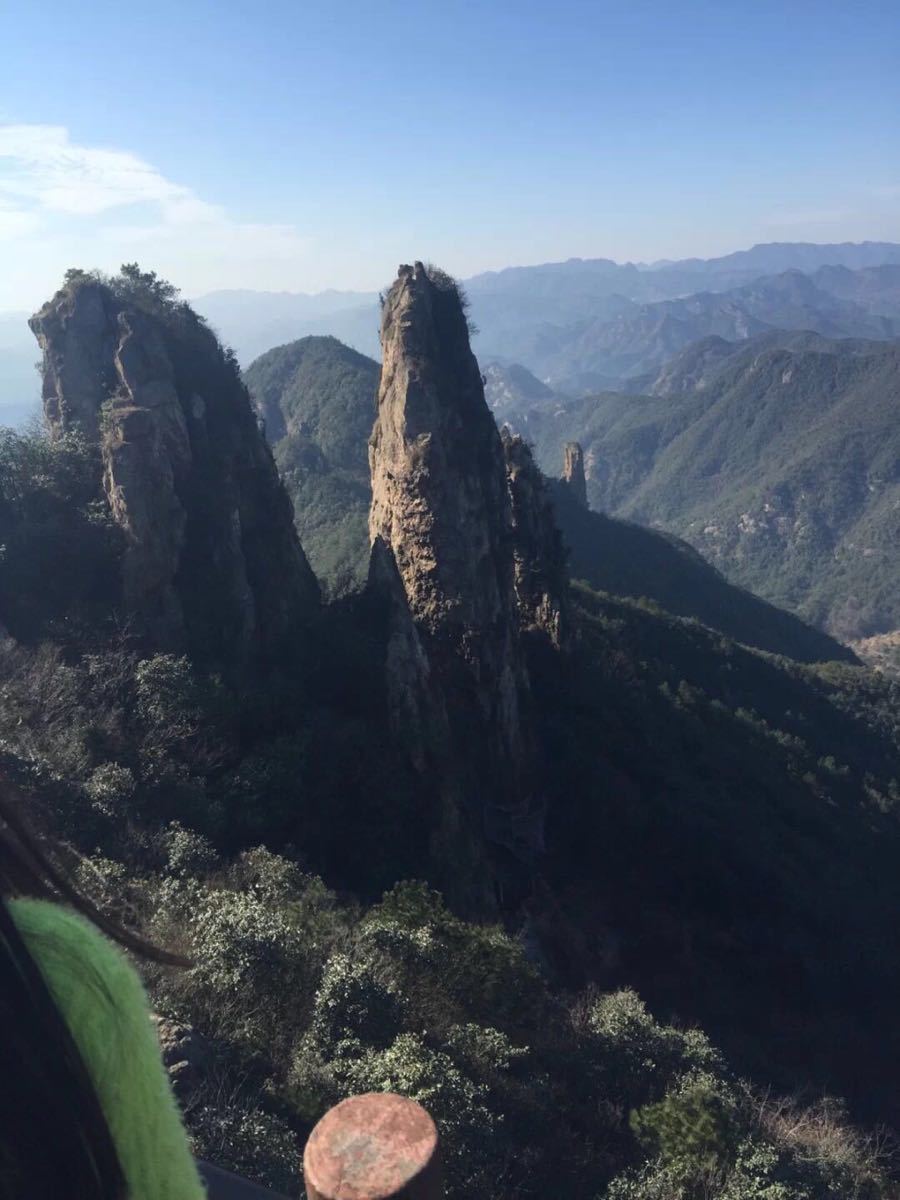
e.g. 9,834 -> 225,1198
30,270 -> 319,670
370,263 -> 517,664
369,263 -> 526,753
368,263 -> 549,889
562,441 -> 588,507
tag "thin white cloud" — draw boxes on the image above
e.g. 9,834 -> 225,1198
0,124 -> 311,306
0,124 -> 201,218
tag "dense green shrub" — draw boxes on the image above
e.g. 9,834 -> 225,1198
163,821 -> 219,878
588,990 -> 725,1108
166,884 -> 323,1052
630,1075 -> 739,1186
188,1100 -> 299,1196
0,427 -> 122,641
308,952 -> 406,1052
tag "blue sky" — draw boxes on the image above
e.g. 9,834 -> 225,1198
1,0 -> 898,308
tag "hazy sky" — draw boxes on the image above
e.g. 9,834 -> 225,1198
1,0 -> 898,310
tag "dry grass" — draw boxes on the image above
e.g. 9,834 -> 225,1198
748,1086 -> 898,1198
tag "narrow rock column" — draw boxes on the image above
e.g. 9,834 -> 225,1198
368,263 -> 547,886
369,262 -> 526,760
562,441 -> 588,507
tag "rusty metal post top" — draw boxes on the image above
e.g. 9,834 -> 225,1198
303,1093 -> 441,1200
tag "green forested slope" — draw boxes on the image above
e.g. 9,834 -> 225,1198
1,394 -> 899,1197
550,482 -> 853,662
10,272 -> 898,1198
244,336 -> 380,589
540,583 -> 900,1130
523,337 -> 900,640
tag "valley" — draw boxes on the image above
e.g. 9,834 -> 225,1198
1,248 -> 899,1198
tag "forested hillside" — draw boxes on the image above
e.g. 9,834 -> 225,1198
244,336 -> 378,588
548,482 -> 854,663
517,335 -> 900,641
2,263 -> 900,1199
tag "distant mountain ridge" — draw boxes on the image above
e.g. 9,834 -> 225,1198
3,241 -> 900,419
200,242 -> 900,392
641,239 -> 900,277
516,333 -> 900,641
0,312 -> 40,426
480,267 -> 899,393
194,240 -> 900,356
811,263 -> 900,319
467,240 -> 900,293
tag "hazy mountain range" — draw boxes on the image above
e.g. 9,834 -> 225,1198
199,240 -> 900,381
524,267 -> 899,393
0,312 -> 39,427
3,241 -> 900,422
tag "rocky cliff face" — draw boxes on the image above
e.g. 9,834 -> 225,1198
502,429 -> 569,648
370,265 -> 518,666
31,274 -> 319,668
30,280 -> 119,441
562,441 -> 588,507
369,264 -> 526,753
369,264 -> 566,887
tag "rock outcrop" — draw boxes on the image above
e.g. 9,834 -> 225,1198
366,534 -> 448,774
502,429 -> 569,649
152,1014 -> 213,1101
31,274 -> 319,669
369,264 -> 565,889
30,280 -> 119,442
370,265 -> 520,681
562,441 -> 588,507
369,264 -> 527,759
